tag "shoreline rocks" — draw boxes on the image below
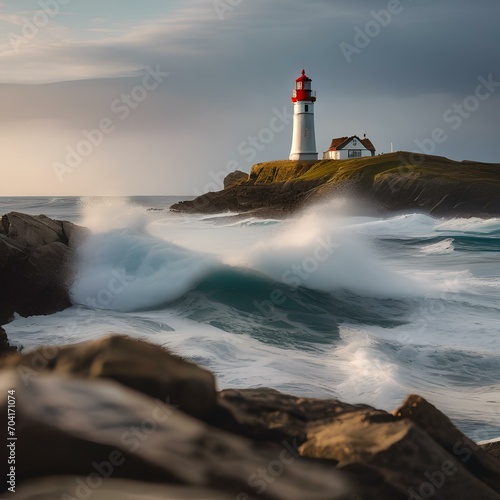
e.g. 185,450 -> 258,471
0,213 -> 80,322
1,334 -> 499,499
0,212 -> 87,355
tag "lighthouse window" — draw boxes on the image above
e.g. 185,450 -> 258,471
297,82 -> 303,90
305,105 -> 309,112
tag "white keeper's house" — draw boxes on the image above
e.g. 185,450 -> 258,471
322,135 -> 376,160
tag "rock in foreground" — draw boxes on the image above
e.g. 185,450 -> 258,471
2,335 -> 216,418
1,334 -> 499,499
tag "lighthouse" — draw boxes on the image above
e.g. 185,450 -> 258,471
289,70 -> 318,161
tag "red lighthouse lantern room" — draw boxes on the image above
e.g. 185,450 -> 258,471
292,70 -> 317,103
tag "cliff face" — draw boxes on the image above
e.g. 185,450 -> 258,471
171,152 -> 500,217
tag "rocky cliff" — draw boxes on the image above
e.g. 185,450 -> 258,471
171,152 -> 500,217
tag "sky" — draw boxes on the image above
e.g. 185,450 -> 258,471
0,0 -> 499,195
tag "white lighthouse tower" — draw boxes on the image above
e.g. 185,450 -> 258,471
289,69 -> 318,161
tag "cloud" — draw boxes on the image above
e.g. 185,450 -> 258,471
0,0 -> 499,195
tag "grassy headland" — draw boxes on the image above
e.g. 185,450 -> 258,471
171,152 -> 500,217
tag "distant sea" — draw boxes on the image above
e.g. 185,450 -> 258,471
2,196 -> 500,441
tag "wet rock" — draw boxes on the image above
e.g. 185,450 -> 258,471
170,180 -> 320,215
0,212 -> 87,326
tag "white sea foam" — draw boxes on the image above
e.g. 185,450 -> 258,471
435,217 -> 500,235
237,206 -> 420,297
342,213 -> 438,239
70,199 -> 218,312
420,238 -> 454,255
331,327 -> 403,409
78,196 -> 151,233
70,229 -> 217,312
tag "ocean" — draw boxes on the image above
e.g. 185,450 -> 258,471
2,196 -> 499,442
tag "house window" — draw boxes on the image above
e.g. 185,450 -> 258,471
349,150 -> 362,158
305,105 -> 309,112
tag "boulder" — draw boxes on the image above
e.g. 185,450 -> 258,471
217,389 -> 500,498
0,326 -> 17,357
224,170 -> 248,189
0,335 -> 216,418
212,387 -> 386,443
1,212 -> 66,248
0,212 -> 87,326
394,394 -> 500,493
0,370 -> 351,499
300,410 -> 500,499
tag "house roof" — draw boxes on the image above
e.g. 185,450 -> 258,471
326,135 -> 376,152
360,137 -> 376,152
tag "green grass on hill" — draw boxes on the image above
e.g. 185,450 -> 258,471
250,153 -> 500,187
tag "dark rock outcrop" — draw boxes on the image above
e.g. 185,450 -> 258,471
0,370 -> 351,499
0,326 -> 17,357
171,152 -> 500,217
301,410 -> 499,499
1,335 -> 216,418
171,179 -> 319,215
1,334 -> 499,499
0,212 -> 86,327
212,387 -> 387,443
224,170 -> 248,189
394,394 -> 500,493
482,442 -> 500,461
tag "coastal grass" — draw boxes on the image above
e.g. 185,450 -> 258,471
250,153 -> 500,187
